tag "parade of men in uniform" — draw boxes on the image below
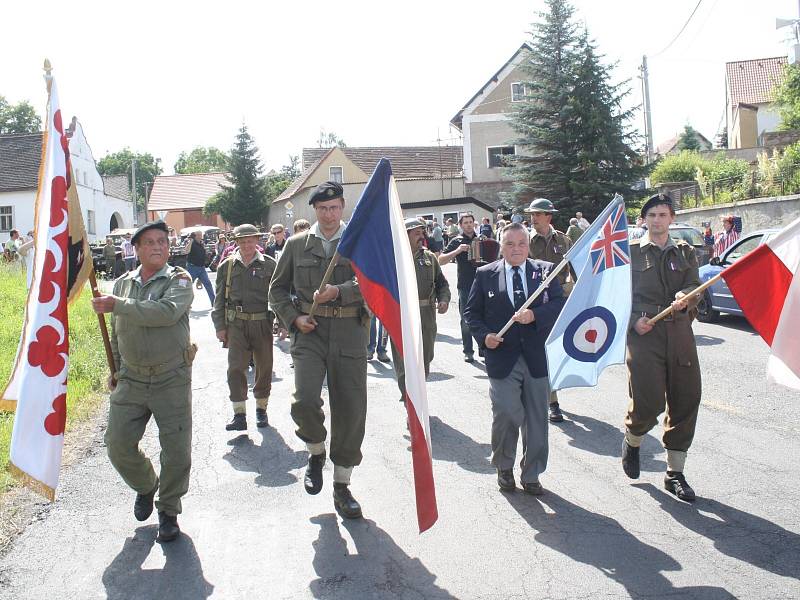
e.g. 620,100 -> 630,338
213,224 -> 277,431
391,218 -> 451,399
91,220 -> 195,543
622,193 -> 703,502
268,181 -> 369,520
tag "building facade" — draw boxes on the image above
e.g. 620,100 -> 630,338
146,172 -> 230,232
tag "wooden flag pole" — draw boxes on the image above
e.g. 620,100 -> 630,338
646,272 -> 725,325
496,257 -> 571,338
89,270 -> 116,376
308,252 -> 340,320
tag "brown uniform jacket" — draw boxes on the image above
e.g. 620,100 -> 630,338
529,226 -> 574,294
629,233 -> 701,327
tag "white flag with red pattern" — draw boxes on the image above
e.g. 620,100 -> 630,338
4,72 -> 73,499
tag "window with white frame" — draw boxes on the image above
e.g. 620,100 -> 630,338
87,209 -> 96,235
0,206 -> 12,231
511,82 -> 526,102
329,166 -> 343,183
487,146 -> 515,168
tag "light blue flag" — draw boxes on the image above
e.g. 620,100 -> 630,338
545,195 -> 632,390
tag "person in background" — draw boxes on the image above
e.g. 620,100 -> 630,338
576,212 -> 591,230
102,236 -> 118,278
430,219 -> 444,256
565,218 -> 583,244
183,231 -> 215,304
367,316 -> 390,363
479,217 -> 493,238
4,229 -> 21,262
266,223 -> 288,260
713,215 -> 740,258
702,223 -> 714,247
121,233 -> 136,271
293,219 -> 311,234
495,220 -> 507,243
446,218 -> 459,242
18,231 -> 35,288
168,227 -> 179,248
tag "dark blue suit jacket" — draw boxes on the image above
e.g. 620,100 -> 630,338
464,258 -> 565,380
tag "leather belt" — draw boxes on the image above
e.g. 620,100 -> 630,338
299,301 -> 361,318
419,299 -> 432,307
122,355 -> 186,376
226,307 -> 269,321
632,302 -> 677,322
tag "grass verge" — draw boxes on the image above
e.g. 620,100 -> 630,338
0,263 -> 108,492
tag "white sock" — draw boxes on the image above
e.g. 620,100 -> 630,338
666,449 -> 687,473
306,441 -> 326,456
624,430 -> 643,448
232,401 -> 246,415
333,465 -> 353,485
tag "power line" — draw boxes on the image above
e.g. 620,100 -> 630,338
651,0 -> 704,58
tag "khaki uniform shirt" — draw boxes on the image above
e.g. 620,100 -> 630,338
529,226 -> 573,293
110,264 -> 193,370
414,248 -> 451,306
211,250 -> 277,331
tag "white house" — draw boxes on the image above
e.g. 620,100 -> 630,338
726,56 -> 787,149
0,120 -> 133,244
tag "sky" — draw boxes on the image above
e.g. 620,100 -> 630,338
2,0 -> 798,174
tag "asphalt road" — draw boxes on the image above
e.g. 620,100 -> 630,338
1,263 -> 798,599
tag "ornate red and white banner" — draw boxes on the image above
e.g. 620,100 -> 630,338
3,71 -> 73,499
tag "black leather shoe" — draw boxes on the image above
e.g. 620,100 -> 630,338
497,469 -> 515,491
255,408 -> 268,428
664,471 -> 696,502
304,452 -> 326,495
225,413 -> 247,431
333,483 -> 363,519
548,402 -> 564,423
464,353 -> 474,363
157,511 -> 180,542
621,439 -> 640,479
523,481 -> 544,496
133,480 -> 158,522
377,351 -> 391,363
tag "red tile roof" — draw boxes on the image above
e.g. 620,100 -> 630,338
726,56 -> 787,106
147,172 -> 228,210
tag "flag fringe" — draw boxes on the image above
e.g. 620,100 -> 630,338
8,463 -> 55,502
0,399 -> 16,412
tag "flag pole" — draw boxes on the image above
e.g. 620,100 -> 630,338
308,252 -> 340,319
646,272 -> 724,325
89,270 -> 117,376
497,257 -> 570,338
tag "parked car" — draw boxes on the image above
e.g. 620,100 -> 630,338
696,228 -> 780,322
628,223 -> 712,266
90,243 -> 123,278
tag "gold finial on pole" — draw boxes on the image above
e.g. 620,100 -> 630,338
43,58 -> 53,94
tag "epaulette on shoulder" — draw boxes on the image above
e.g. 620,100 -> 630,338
171,266 -> 192,280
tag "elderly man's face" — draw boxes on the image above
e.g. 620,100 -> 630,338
501,228 -> 529,267
272,228 -> 286,242
135,230 -> 169,270
407,226 -> 425,250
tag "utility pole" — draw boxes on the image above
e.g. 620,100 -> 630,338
143,181 -> 150,222
640,55 -> 655,164
131,159 -> 138,226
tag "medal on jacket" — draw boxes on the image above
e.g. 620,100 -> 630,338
669,261 -> 675,271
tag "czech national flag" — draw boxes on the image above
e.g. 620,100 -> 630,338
337,158 -> 438,532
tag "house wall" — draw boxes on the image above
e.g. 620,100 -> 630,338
472,62 -> 529,117
0,190 -> 36,238
465,118 -> 515,184
401,202 -> 492,226
147,209 -> 226,232
308,147 -> 368,186
731,105 -> 758,149
395,178 -> 466,203
756,104 -> 781,138
676,193 -> 800,231
465,181 -> 511,210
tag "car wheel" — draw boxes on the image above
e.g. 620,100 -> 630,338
696,291 -> 719,323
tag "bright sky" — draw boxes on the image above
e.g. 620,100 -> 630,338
2,0 -> 797,174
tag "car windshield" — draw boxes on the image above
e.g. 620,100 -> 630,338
670,228 -> 704,246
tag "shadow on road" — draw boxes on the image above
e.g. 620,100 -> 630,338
367,360 -> 396,380
309,514 -> 456,599
435,332 -> 462,345
557,411 -> 667,472
712,315 -> 758,335
222,428 -> 306,487
428,371 -> 454,382
695,334 -> 724,346
635,483 -> 800,580
429,416 -> 493,474
189,308 -> 211,320
504,491 -> 735,599
102,526 -> 213,599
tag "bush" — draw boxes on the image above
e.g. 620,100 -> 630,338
650,151 -> 704,184
0,265 -> 107,491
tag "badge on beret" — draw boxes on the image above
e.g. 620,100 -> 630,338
327,189 -> 334,197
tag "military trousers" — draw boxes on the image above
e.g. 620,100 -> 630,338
625,315 -> 702,452
290,315 -> 368,467
391,306 -> 436,397
227,318 -> 273,405
105,364 -> 192,516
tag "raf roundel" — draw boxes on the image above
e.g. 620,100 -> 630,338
562,306 -> 617,363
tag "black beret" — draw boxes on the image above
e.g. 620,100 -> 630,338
640,193 -> 673,217
131,220 -> 169,244
309,181 -> 344,205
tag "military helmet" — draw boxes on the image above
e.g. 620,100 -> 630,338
232,224 -> 260,239
524,198 -> 558,213
404,218 -> 426,231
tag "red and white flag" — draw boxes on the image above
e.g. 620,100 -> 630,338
720,216 -> 800,390
2,73 -> 75,499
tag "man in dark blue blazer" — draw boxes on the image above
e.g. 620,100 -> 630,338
464,223 -> 565,494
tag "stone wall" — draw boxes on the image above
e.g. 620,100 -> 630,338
675,193 -> 800,231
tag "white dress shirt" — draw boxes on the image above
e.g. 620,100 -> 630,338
504,260 -> 528,307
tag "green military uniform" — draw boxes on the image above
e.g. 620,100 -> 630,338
268,223 -> 369,469
105,263 -> 194,516
212,249 -> 277,414
391,247 -> 451,396
102,242 -> 117,274
624,232 -> 702,462
528,226 -> 574,296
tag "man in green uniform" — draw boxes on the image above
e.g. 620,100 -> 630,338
91,220 -> 194,543
269,181 -> 369,520
621,194 -> 702,502
102,236 -> 118,277
391,218 -> 451,398
213,224 -> 277,431
525,198 -> 573,423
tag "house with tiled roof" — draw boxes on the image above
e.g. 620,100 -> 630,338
146,172 -> 231,232
271,145 -> 494,227
726,56 -> 787,149
0,122 -> 134,243
450,43 -> 533,208
656,130 -> 713,156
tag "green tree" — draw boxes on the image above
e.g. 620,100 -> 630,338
317,129 -> 346,148
775,62 -> 800,130
173,146 -> 230,174
677,124 -> 702,151
205,124 -> 269,225
0,96 -> 42,134
96,148 -> 162,209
